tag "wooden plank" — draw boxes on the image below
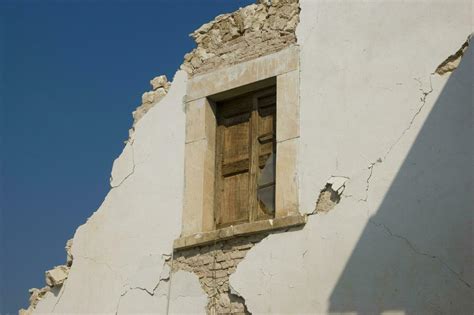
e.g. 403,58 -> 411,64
216,92 -> 252,229
222,121 -> 250,165
215,85 -> 277,228
256,91 -> 276,221
220,172 -> 250,227
248,95 -> 259,223
222,158 -> 249,177
218,94 -> 252,119
214,124 -> 224,228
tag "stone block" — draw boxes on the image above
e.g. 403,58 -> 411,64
276,138 -> 299,217
230,251 -> 247,259
150,75 -> 168,90
277,70 -> 299,142
45,265 -> 69,287
215,270 -> 228,278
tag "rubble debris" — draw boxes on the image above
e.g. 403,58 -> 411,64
19,287 -> 51,315
181,0 -> 300,75
65,238 -> 73,267
45,265 -> 69,287
131,75 -> 171,128
20,238 -> 73,314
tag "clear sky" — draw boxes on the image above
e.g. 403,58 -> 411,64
0,0 -> 254,313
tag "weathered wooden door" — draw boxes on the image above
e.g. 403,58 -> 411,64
215,87 -> 276,229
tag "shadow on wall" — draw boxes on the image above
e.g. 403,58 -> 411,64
328,46 -> 473,314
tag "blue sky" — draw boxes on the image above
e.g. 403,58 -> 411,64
0,0 -> 254,313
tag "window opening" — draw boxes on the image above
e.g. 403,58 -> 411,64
214,86 -> 276,229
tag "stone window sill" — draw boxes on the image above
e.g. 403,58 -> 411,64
173,214 -> 307,250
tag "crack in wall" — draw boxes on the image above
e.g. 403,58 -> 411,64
228,284 -> 252,314
115,278 -> 170,315
75,255 -> 124,280
350,70 -> 472,288
171,234 -> 268,314
110,143 -> 136,189
369,219 -> 472,289
358,159 -> 381,203
115,258 -> 171,314
358,73 -> 435,207
21,3 -> 472,315
383,76 -> 434,162
20,240 -> 74,315
51,282 -> 67,313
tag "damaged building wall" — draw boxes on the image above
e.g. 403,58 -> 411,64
181,0 -> 299,75
23,1 -> 303,314
172,234 -> 267,314
25,70 -> 209,314
230,0 -> 473,314
24,0 -> 473,314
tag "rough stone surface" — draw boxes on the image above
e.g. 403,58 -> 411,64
172,234 -> 267,314
435,35 -> 471,75
45,265 -> 69,287
181,0 -> 299,75
19,287 -> 52,315
65,239 -> 73,267
150,75 -> 171,91
130,74 -> 171,136
20,238 -> 73,314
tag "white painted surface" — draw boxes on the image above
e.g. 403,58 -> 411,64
115,271 -> 207,315
231,1 -> 473,314
168,271 -> 208,315
32,70 -> 204,314
33,1 -> 473,314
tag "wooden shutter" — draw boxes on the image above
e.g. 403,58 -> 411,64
215,87 -> 276,229
215,95 -> 252,228
255,91 -> 276,221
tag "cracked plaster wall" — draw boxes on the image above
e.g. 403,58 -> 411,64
230,1 -> 473,314
25,0 -> 473,314
172,234 -> 267,314
29,70 -> 207,314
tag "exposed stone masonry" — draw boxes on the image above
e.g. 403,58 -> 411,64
434,34 -> 471,75
181,0 -> 299,76
172,234 -> 268,314
313,177 -> 348,214
129,75 -> 171,139
19,239 -> 74,315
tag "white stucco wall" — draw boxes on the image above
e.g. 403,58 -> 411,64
33,70 -> 207,314
230,1 -> 473,314
32,1 -> 472,314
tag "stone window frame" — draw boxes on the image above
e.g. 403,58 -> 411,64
174,46 -> 305,249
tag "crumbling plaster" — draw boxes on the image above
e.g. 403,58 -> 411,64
181,0 -> 299,76
230,0 -> 473,313
24,0 -> 473,314
29,70 -> 209,314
